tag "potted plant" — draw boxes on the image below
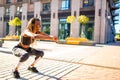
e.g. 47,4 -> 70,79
78,15 -> 89,38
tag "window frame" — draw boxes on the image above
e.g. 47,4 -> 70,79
83,0 -> 94,8
6,0 -> 11,3
30,0 -> 34,4
42,3 -> 51,12
61,0 -> 71,10
17,0 -> 22,2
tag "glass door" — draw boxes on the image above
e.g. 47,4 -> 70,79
58,19 -> 70,40
41,19 -> 50,35
6,22 -> 9,35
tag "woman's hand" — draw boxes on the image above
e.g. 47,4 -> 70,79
52,36 -> 58,43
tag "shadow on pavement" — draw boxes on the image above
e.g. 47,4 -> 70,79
36,72 -> 61,80
20,72 -> 61,80
0,49 -> 12,54
106,41 -> 120,46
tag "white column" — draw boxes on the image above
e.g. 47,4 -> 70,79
50,0 -> 59,36
0,7 -> 5,37
94,0 -> 102,43
34,1 -> 42,18
9,5 -> 16,35
21,3 -> 28,32
94,0 -> 106,43
71,0 -> 80,37
100,0 -> 106,43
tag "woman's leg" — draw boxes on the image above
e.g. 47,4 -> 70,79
28,48 -> 44,72
12,47 -> 29,78
15,53 -> 29,69
31,49 -> 44,66
30,56 -> 41,67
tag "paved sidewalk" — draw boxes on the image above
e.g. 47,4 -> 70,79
0,41 -> 120,80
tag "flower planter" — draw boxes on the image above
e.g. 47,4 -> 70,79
66,37 -> 88,45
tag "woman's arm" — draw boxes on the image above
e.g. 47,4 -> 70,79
23,30 -> 37,38
35,32 -> 58,43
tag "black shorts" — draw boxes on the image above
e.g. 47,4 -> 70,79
12,45 -> 44,57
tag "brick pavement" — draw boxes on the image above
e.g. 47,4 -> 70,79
0,53 -> 80,80
0,41 -> 120,80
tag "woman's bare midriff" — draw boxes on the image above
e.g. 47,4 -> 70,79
19,43 -> 30,49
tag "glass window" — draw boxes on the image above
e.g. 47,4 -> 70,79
61,0 -> 71,10
43,3 -> 51,11
17,0 -> 22,2
6,7 -> 10,16
58,19 -> 70,40
42,19 -> 50,35
89,0 -> 94,6
30,0 -> 34,4
83,0 -> 94,7
6,22 -> 9,35
80,23 -> 94,40
16,6 -> 22,15
6,0 -> 11,3
83,0 -> 89,7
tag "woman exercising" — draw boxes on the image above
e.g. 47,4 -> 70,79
12,17 -> 58,78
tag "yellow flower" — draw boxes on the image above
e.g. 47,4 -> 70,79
66,16 -> 76,23
78,15 -> 89,24
8,17 -> 22,26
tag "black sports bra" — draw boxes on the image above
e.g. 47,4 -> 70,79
20,36 -> 35,45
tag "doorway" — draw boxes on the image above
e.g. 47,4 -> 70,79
58,19 -> 70,40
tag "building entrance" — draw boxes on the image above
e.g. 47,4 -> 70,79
58,19 -> 70,40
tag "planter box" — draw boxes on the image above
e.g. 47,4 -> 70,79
66,37 -> 88,45
58,38 -> 96,46
79,41 -> 96,46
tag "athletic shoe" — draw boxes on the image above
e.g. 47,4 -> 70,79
13,70 -> 20,78
28,66 -> 39,73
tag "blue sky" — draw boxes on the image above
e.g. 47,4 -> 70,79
115,1 -> 120,33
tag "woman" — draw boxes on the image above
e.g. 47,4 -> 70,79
12,18 -> 58,78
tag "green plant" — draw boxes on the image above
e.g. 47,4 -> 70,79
0,40 -> 2,43
78,15 -> 89,38
0,39 -> 4,43
8,17 -> 22,35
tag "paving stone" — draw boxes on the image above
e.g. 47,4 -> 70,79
0,41 -> 120,80
0,53 -> 80,80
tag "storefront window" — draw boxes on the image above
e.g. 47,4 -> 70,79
17,0 -> 22,2
5,7 -> 10,16
30,0 -> 34,4
58,19 -> 70,40
83,0 -> 94,7
6,22 -> 9,35
16,6 -> 22,15
43,3 -> 51,11
41,19 -> 50,35
6,0 -> 11,3
80,23 -> 94,40
61,0 -> 71,10
15,26 -> 21,35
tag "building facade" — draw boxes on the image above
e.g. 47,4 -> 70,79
0,0 -> 119,43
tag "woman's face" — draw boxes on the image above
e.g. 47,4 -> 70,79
35,21 -> 41,32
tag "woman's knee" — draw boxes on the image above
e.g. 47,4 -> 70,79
40,51 -> 44,57
35,51 -> 44,60
20,53 -> 29,62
